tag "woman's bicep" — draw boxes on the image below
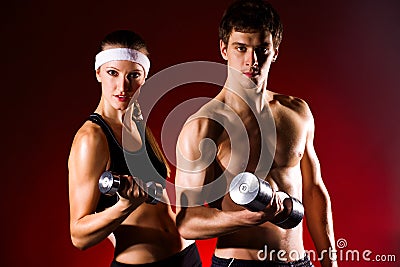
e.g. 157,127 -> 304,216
68,128 -> 109,223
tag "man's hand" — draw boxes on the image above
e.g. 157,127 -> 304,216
236,191 -> 286,226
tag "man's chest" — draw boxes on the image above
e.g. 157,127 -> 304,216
215,110 -> 308,175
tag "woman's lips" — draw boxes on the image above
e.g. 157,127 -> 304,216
114,95 -> 130,102
243,72 -> 257,78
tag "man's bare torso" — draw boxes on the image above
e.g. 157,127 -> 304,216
199,90 -> 312,261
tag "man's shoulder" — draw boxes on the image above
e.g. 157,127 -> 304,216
181,115 -> 223,141
189,98 -> 226,119
177,100 -> 225,164
182,98 -> 226,135
271,92 -> 312,117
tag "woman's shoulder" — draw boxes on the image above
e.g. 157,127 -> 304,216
68,120 -> 110,178
72,120 -> 108,151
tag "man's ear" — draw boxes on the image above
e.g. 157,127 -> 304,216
95,69 -> 101,82
272,47 -> 279,62
220,39 -> 228,60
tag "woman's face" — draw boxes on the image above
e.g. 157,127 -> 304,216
96,51 -> 146,111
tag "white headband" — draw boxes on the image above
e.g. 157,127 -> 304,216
95,48 -> 150,78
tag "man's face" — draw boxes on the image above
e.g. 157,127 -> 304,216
220,30 -> 278,88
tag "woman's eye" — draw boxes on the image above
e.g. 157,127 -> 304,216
128,72 -> 141,80
107,70 -> 118,76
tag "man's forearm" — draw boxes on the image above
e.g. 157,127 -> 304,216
176,206 -> 255,240
304,186 -> 337,267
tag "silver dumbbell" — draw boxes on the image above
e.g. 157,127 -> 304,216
98,171 -> 163,205
229,172 -> 304,229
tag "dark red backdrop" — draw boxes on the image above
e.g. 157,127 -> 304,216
1,0 -> 399,266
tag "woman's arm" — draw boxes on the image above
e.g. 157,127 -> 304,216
68,124 -> 146,250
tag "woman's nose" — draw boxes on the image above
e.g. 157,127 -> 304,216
117,77 -> 131,93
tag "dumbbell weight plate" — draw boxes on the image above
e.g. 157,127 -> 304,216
229,172 -> 273,211
98,171 -> 164,205
145,181 -> 163,205
98,171 -> 120,195
274,191 -> 304,229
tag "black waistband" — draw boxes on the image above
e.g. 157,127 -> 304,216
211,254 -> 313,267
111,243 -> 201,267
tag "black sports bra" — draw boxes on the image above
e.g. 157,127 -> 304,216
88,113 -> 167,212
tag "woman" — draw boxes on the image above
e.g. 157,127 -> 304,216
68,30 -> 201,267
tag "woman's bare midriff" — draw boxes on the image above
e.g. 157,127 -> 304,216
113,202 -> 193,264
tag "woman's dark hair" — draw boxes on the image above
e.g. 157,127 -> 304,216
99,30 -> 149,55
219,0 -> 283,48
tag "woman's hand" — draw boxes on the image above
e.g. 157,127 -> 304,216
117,175 -> 149,207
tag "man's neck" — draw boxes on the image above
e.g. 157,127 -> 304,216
223,78 -> 270,114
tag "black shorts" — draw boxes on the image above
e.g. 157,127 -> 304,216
110,243 -> 202,267
211,254 -> 314,267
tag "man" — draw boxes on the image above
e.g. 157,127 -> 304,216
175,0 -> 337,266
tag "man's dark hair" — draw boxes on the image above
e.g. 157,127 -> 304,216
219,0 -> 283,48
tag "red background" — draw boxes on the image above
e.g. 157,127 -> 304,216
1,0 -> 399,266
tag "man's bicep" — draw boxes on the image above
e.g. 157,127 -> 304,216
175,168 -> 208,207
175,121 -> 216,207
301,145 -> 319,191
301,120 -> 322,191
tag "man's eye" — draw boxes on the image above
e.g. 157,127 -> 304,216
107,70 -> 118,76
256,47 -> 270,54
237,46 -> 246,52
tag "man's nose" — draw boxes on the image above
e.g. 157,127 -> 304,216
246,49 -> 258,67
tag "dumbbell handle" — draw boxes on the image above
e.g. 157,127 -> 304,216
98,171 -> 163,205
229,172 -> 304,229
